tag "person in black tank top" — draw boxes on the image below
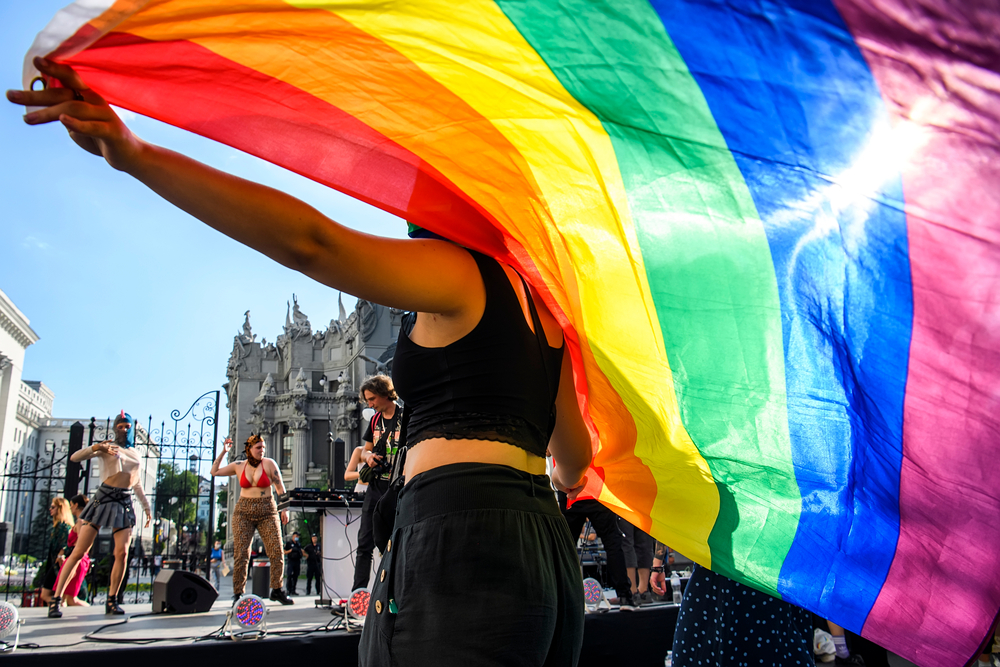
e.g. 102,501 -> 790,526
19,61 -> 593,665
359,248 -> 588,667
392,250 -> 563,456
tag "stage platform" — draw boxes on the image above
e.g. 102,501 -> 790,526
7,594 -> 679,666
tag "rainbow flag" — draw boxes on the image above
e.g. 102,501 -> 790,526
25,1 -> 1000,664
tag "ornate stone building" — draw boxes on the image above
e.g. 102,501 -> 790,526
223,294 -> 402,530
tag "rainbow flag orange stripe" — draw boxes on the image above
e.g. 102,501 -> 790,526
24,2 -> 1000,664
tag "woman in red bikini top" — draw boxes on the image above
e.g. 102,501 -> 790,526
210,434 -> 293,604
211,434 -> 287,503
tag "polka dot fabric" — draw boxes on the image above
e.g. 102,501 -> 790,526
672,566 -> 813,667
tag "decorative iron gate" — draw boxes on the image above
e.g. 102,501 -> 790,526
0,390 -> 221,606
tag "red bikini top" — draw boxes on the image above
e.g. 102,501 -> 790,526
240,462 -> 271,489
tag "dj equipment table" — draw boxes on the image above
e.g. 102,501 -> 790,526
279,492 -> 365,601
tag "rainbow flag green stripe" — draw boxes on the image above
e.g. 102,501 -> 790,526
494,0 -> 799,590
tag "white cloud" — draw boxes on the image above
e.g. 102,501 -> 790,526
22,236 -> 50,250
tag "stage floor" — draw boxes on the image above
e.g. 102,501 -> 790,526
9,593 -> 679,666
13,593 -> 350,652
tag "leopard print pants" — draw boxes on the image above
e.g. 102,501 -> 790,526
231,496 -> 284,594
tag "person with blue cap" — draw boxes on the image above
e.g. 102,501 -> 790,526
48,411 -> 151,618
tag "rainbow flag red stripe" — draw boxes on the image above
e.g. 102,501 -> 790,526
24,1 -> 1000,664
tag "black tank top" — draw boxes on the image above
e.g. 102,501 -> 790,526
392,251 -> 564,457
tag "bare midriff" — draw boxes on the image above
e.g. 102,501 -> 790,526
403,438 -> 546,483
102,471 -> 134,489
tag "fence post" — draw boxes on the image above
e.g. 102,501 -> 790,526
84,418 -> 96,496
207,390 -> 219,581
64,422 -> 85,498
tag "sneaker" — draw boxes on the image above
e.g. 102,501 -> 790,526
814,628 -> 836,663
269,588 -> 294,605
834,655 -> 865,666
637,591 -> 655,606
618,592 -> 638,612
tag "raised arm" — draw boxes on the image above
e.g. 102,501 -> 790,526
9,59 -> 484,317
210,438 -> 238,477
71,440 -> 111,462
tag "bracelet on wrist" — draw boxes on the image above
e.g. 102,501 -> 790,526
651,566 -> 665,573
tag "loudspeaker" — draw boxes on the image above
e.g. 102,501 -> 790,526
332,437 -> 347,492
151,569 -> 218,614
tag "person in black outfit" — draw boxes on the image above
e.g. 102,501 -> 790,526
13,66 -> 594,665
359,248 -> 591,666
304,534 -> 322,596
283,532 -> 303,595
352,374 -> 402,592
559,493 -> 637,610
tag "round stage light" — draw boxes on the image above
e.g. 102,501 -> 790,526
0,601 -> 21,652
348,588 -> 370,620
582,578 -> 603,606
234,595 -> 267,629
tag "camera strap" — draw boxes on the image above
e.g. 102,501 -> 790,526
372,407 -> 401,458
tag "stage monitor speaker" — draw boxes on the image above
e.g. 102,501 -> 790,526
333,438 -> 347,490
151,569 -> 218,614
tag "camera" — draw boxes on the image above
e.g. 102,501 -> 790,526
369,456 -> 392,477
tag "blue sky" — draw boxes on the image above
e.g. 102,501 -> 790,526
2,2 -> 404,428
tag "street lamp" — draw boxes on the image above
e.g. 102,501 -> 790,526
319,372 -> 345,393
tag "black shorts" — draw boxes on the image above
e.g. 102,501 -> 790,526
360,463 -> 584,667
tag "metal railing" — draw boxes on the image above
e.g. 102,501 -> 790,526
0,390 -> 221,606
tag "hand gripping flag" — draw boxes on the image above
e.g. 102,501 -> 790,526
23,2 -> 1000,664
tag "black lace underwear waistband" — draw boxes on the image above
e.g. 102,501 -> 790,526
406,412 -> 548,459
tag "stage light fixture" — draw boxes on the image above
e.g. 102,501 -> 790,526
0,601 -> 23,652
348,588 -> 370,620
582,577 -> 610,613
224,594 -> 269,640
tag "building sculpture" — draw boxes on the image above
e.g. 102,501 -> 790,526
223,294 -> 402,535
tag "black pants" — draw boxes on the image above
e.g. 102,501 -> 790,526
286,559 -> 300,593
561,497 -> 632,599
360,463 -> 584,667
619,516 -> 655,570
306,561 -> 322,595
353,478 -> 388,591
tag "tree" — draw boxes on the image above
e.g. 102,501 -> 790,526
215,510 -> 227,542
25,490 -> 54,560
154,463 -> 200,528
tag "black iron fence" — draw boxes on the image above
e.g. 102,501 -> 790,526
0,390 -> 221,606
